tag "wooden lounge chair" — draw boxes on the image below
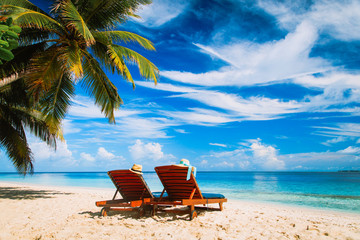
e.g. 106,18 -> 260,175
95,170 -> 155,216
147,165 -> 227,220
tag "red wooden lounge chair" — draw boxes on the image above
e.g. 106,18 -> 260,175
147,165 -> 227,220
95,170 -> 154,216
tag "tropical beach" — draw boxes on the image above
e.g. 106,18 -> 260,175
1,181 -> 360,240
1,0 -> 360,239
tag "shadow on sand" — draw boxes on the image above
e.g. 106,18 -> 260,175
79,206 -> 207,221
79,210 -> 193,221
0,186 -> 73,200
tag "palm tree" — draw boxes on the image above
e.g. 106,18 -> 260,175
0,0 -> 159,173
1,0 -> 159,130
0,78 -> 56,174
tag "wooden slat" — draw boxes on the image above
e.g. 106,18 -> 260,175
107,170 -> 154,201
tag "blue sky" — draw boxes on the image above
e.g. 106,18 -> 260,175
1,0 -> 360,172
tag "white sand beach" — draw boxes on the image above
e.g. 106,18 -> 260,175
0,181 -> 359,240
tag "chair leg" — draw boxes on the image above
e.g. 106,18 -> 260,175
219,202 -> 223,211
151,205 -> 156,216
189,205 -> 197,220
100,207 -> 109,217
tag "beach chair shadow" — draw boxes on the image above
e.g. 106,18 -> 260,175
95,170 -> 160,217
0,187 -> 72,200
146,165 -> 227,220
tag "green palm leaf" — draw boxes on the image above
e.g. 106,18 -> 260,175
25,47 -> 65,101
79,0 -> 151,29
93,31 -> 156,50
1,0 -> 159,174
0,78 -> 56,174
81,51 -> 122,123
0,118 -> 34,174
57,0 -> 95,46
111,45 -> 159,84
2,5 -> 64,32
1,0 -> 45,13
38,72 -> 75,135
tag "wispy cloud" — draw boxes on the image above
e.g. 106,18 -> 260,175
314,123 -> 360,138
322,136 -> 348,146
258,0 -> 360,41
281,149 -> 360,171
137,80 -> 359,126
162,21 -> 330,87
133,0 -> 188,27
66,95 -> 178,140
209,143 -> 228,148
199,139 -> 284,170
69,96 -> 140,119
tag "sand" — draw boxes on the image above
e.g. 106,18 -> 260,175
0,182 -> 359,240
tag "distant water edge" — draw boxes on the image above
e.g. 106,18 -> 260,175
0,171 -> 359,213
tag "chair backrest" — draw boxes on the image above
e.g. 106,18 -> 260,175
108,170 -> 153,201
155,165 -> 203,201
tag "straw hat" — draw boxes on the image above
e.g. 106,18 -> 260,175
176,158 -> 190,167
129,164 -> 143,175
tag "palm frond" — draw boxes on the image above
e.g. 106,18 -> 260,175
0,119 -> 34,174
78,0 -> 151,29
2,5 -> 64,32
24,46 -> 65,101
93,31 -> 155,50
38,71 -> 74,136
0,78 -> 57,145
57,0 -> 95,46
81,51 -> 122,123
61,40 -> 83,78
18,27 -> 51,45
111,45 -> 159,84
1,0 -> 46,13
0,42 -> 47,80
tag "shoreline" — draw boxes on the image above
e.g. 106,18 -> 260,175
1,180 -> 359,216
1,181 -> 360,239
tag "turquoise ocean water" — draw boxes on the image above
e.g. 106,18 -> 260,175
0,171 -> 359,213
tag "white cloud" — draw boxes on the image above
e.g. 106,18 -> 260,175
315,123 -> 360,138
30,140 -> 72,161
281,151 -> 360,171
322,136 -> 348,146
337,146 -> 360,154
162,21 -> 329,87
209,143 -> 227,148
214,161 -> 235,168
174,129 -> 188,134
133,0 -> 188,27
128,139 -> 165,161
137,78 -> 360,127
62,119 -> 81,135
249,139 -> 285,170
97,147 -> 116,160
79,147 -> 126,168
199,140 -> 360,171
199,146 -> 252,170
179,92 -> 302,120
80,152 -> 95,162
164,108 -> 234,125
29,139 -> 76,168
259,0 -> 360,41
294,72 -> 360,90
68,96 -> 140,119
137,81 -> 305,122
114,117 -> 175,139
200,160 -> 208,165
201,139 -> 286,170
